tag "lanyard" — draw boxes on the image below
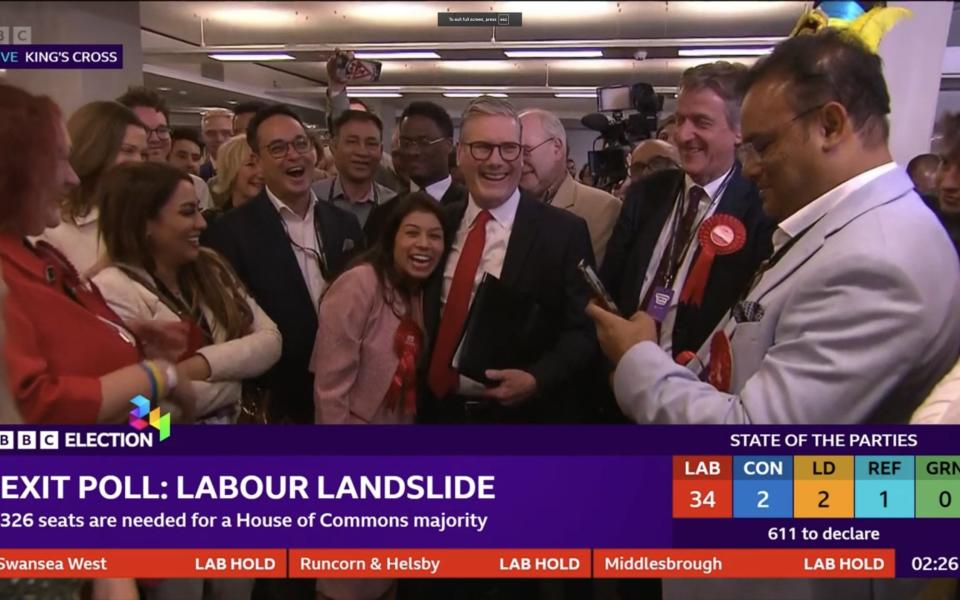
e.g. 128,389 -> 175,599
152,275 -> 213,342
662,168 -> 736,288
278,198 -> 329,280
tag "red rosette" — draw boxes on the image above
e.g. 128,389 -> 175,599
385,316 -> 423,414
707,331 -> 733,393
679,214 -> 747,307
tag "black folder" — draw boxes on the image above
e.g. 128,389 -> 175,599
452,273 -> 542,385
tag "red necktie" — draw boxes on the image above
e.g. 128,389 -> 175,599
427,209 -> 493,398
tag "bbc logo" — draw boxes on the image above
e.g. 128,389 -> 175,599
0,430 -> 59,450
0,26 -> 32,45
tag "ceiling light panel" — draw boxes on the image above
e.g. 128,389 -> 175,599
354,51 -> 440,60
207,8 -> 297,27
504,49 -> 603,58
209,53 -> 295,62
678,47 -> 773,57
442,92 -> 509,98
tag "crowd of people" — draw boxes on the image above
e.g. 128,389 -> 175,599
1,26 -> 960,600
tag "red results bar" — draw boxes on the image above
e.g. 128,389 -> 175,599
290,549 -> 591,578
0,549 -> 286,578
595,549 -> 895,578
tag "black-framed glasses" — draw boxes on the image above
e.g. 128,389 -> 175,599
740,103 -> 827,164
463,141 -> 522,162
263,136 -> 311,159
398,136 -> 447,152
522,137 -> 557,156
144,125 -> 171,140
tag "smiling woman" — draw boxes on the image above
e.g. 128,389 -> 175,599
92,161 -> 282,425
312,191 -> 447,426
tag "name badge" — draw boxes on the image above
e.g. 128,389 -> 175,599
645,286 -> 674,323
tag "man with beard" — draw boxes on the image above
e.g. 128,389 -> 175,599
204,104 -> 363,433
313,110 -> 396,229
600,61 -> 774,360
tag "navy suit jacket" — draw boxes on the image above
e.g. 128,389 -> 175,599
601,163 -> 774,356
420,192 -> 598,423
202,190 -> 363,423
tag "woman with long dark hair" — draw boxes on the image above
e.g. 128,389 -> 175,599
94,161 -> 281,426
312,192 -> 445,427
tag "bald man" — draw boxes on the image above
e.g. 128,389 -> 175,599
629,139 -> 680,181
612,139 -> 681,200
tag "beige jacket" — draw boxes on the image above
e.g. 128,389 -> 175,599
93,265 -> 282,421
550,174 -> 621,264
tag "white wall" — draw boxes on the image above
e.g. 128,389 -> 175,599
3,1 -> 143,116
881,2 -> 953,164
565,128 -> 605,174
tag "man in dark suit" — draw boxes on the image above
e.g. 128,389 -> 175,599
601,61 -> 775,361
204,104 -> 363,428
413,96 -> 594,600
420,96 -> 596,426
365,101 -> 467,244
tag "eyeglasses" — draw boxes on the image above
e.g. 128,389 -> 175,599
630,156 -> 680,179
263,136 -> 311,159
398,136 -> 447,152
144,125 -> 171,140
463,141 -> 522,162
522,137 -> 557,156
740,103 -> 827,165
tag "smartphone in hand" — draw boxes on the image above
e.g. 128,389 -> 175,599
335,52 -> 382,83
578,259 -> 621,316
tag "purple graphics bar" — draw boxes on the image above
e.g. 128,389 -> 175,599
0,425 -> 958,580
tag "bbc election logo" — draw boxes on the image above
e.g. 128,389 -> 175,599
130,395 -> 171,442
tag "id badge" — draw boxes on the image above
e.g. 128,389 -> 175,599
645,286 -> 674,323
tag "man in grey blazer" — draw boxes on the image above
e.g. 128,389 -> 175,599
588,27 -> 960,600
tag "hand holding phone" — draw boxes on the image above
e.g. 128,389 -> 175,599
578,259 -> 621,316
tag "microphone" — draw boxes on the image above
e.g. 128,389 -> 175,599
580,113 -> 610,132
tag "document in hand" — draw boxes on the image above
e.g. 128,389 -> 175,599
452,273 -> 543,385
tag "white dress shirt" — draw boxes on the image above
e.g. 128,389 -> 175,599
772,162 -> 898,253
638,166 -> 733,353
442,188 -> 521,395
424,175 -> 453,203
441,188 -> 520,306
265,186 -> 327,312
190,174 -> 213,211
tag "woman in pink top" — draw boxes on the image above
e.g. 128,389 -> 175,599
312,192 -> 445,600
313,192 -> 445,427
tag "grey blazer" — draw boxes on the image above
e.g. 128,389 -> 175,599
615,166 -> 960,600
613,166 -> 960,426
